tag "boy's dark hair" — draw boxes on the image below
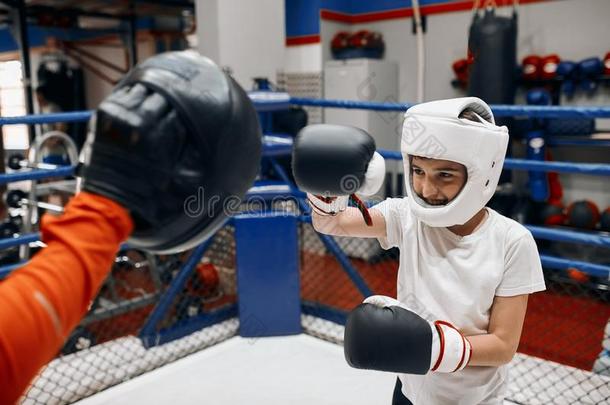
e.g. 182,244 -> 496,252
459,109 -> 477,121
459,108 -> 491,124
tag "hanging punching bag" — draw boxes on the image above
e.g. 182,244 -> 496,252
468,3 -> 517,184
37,53 -> 73,111
37,52 -> 87,149
468,5 -> 518,104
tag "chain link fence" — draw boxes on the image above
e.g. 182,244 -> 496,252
21,225 -> 238,405
299,220 -> 610,404
300,221 -> 398,344
508,241 -> 610,404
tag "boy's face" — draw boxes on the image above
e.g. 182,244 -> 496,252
410,156 -> 467,206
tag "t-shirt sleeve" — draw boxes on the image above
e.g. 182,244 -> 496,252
496,231 -> 546,297
371,198 -> 406,250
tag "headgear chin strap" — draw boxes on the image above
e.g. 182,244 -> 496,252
401,97 -> 509,227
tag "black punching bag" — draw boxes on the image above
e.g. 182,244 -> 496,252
468,5 -> 517,184
468,6 -> 518,104
37,53 -> 87,149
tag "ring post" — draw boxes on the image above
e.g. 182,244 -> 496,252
235,211 -> 301,337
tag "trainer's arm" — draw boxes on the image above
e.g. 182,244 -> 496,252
466,294 -> 529,367
0,192 -> 132,405
311,206 -> 387,238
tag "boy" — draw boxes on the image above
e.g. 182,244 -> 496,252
292,97 -> 545,404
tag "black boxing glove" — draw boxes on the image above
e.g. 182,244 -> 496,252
344,295 -> 472,375
291,124 -> 385,225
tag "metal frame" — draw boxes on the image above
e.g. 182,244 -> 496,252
138,234 -> 218,347
6,0 -> 35,141
268,157 -> 374,298
0,0 -> 195,130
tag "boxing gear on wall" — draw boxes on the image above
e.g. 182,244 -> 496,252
344,295 -> 472,374
522,55 -> 542,81
521,54 -> 561,82
556,60 -> 577,97
292,124 -> 386,225
452,58 -> 470,86
331,31 -> 351,54
540,54 -> 561,81
349,30 -> 384,50
330,30 -> 385,60
566,200 -> 600,230
600,207 -> 610,232
525,89 -> 551,202
577,57 -> 603,93
541,202 -> 566,226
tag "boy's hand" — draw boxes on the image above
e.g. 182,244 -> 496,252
344,295 -> 472,374
292,124 -> 385,226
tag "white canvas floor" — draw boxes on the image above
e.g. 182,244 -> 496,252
74,334 -> 395,405
74,333 -> 523,405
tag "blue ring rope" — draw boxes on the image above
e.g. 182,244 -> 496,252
0,111 -> 93,125
290,97 -> 610,118
377,150 -> 610,176
1,100 -> 610,127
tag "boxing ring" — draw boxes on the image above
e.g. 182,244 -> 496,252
1,95 -> 610,404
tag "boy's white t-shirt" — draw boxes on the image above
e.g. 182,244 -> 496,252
372,197 -> 546,405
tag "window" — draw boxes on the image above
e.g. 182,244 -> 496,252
0,60 -> 29,150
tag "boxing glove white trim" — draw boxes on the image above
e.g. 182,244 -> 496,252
357,151 -> 386,197
431,320 -> 471,372
363,295 -> 471,373
363,295 -> 416,312
307,193 -> 349,216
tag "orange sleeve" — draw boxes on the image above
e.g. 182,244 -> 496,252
0,192 -> 133,404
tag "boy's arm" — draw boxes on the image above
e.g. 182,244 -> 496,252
466,230 -> 545,367
311,206 -> 387,238
466,294 -> 529,367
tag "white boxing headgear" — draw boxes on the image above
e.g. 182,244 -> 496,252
401,97 -> 509,227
